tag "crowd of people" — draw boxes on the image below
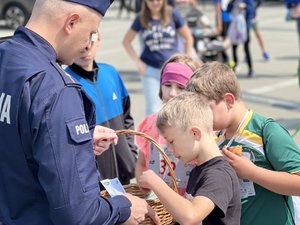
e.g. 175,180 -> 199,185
120,0 -> 272,116
0,0 -> 299,225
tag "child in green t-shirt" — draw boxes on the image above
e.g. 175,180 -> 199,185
186,61 -> 300,225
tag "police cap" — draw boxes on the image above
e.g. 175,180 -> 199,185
64,0 -> 114,16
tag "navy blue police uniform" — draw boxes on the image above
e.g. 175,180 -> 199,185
0,1 -> 132,225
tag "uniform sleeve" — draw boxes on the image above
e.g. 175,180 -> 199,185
263,121 -> 300,173
173,8 -> 185,29
131,15 -> 142,32
28,77 -> 131,224
193,169 -> 234,217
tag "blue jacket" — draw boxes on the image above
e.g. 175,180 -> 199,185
65,63 -> 138,184
213,0 -> 232,22
228,0 -> 256,28
285,0 -> 300,8
0,27 -> 131,225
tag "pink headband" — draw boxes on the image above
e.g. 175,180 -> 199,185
161,62 -> 194,87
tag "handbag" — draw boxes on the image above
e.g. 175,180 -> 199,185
227,12 -> 247,45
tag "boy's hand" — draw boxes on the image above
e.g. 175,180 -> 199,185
139,170 -> 159,190
222,148 -> 257,180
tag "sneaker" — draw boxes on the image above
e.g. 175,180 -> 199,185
232,64 -> 240,75
263,52 -> 270,61
248,70 -> 255,78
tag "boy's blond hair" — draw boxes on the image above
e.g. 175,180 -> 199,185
186,61 -> 242,103
156,92 -> 213,134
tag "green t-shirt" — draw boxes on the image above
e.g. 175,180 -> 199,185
216,110 -> 300,225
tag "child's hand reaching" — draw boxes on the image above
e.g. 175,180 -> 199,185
139,170 -> 159,191
222,147 -> 257,180
139,186 -> 151,194
147,204 -> 160,224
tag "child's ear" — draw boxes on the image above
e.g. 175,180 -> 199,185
223,93 -> 235,109
191,127 -> 201,140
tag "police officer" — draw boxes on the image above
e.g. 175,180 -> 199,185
0,0 -> 158,224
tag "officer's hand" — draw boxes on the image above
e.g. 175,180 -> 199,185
93,125 -> 118,156
122,193 -> 149,225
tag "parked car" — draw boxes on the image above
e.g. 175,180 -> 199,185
0,0 -> 36,29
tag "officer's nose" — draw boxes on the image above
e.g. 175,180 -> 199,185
84,43 -> 92,51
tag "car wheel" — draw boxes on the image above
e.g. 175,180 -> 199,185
4,4 -> 29,29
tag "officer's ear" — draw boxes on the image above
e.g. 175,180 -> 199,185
64,13 -> 80,35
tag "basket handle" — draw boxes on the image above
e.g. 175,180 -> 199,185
116,129 -> 179,193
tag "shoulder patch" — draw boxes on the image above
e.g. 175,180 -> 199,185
66,118 -> 92,143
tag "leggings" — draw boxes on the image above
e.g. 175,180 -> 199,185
232,27 -> 252,72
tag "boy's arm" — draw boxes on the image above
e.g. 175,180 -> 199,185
223,149 -> 300,195
135,153 -> 151,193
249,167 -> 300,195
223,121 -> 300,196
139,170 -> 215,224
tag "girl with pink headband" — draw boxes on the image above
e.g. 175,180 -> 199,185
135,54 -> 202,195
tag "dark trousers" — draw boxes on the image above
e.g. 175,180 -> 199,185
221,21 -> 231,64
232,27 -> 252,73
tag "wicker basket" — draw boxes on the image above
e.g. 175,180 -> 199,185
101,129 -> 178,225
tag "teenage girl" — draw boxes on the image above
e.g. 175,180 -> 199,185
123,0 -> 193,115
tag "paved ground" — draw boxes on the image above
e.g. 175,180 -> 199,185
0,1 -> 299,147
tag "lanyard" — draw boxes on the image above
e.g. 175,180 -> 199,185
225,110 -> 249,147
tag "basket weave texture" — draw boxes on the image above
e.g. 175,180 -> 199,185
101,129 -> 178,225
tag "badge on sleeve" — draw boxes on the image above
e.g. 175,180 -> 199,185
66,118 -> 92,143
